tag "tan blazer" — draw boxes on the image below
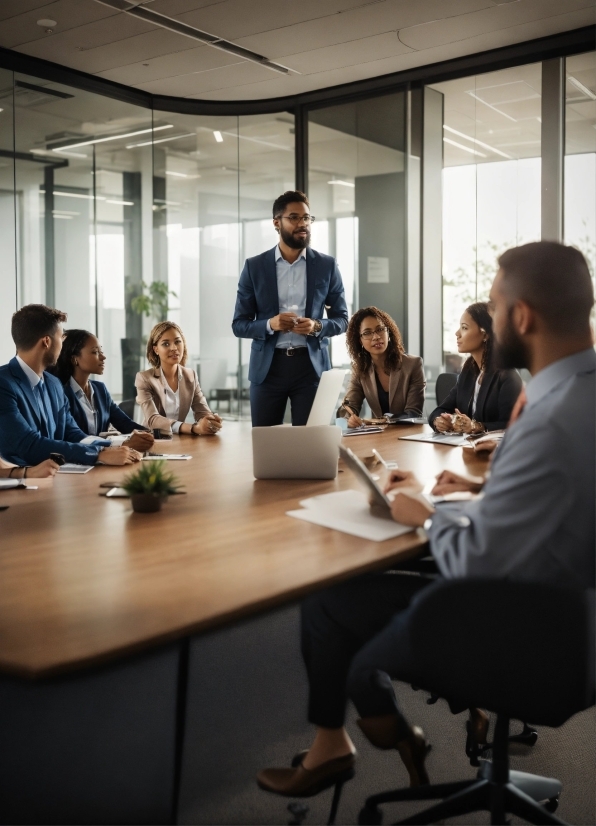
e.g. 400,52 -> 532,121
339,354 -> 426,419
135,365 -> 212,432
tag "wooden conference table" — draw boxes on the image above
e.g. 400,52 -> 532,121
0,422 -> 488,824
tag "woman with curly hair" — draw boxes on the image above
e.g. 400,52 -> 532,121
429,302 -> 522,434
339,307 -> 425,426
135,321 -> 222,436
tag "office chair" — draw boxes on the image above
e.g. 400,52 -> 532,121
119,399 -> 135,418
435,372 -> 458,406
358,579 -> 595,826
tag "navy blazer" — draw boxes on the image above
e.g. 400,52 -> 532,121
0,358 -> 110,466
232,246 -> 349,385
428,361 -> 523,432
64,379 -> 145,436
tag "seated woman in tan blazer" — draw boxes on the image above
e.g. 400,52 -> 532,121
339,307 -> 425,427
135,321 -> 223,436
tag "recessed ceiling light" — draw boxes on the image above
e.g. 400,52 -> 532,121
37,19 -> 57,27
568,75 -> 596,101
213,131 -> 223,143
327,180 -> 355,187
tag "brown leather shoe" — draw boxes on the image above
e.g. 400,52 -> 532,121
256,753 -> 355,798
357,715 -> 430,786
468,707 -> 489,745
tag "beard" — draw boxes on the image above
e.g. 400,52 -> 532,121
279,223 -> 310,250
494,309 -> 529,370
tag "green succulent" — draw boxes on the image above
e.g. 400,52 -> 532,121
121,460 -> 181,496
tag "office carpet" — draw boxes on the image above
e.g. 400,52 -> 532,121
179,604 -> 595,826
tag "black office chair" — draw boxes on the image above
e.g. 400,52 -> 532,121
119,399 -> 135,418
435,372 -> 458,406
358,579 -> 595,826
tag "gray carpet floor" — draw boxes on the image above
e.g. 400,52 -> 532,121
179,603 -> 595,826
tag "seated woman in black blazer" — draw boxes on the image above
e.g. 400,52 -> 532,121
52,330 -> 154,453
429,302 -> 522,434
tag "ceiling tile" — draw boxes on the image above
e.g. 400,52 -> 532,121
235,0 -> 492,59
73,30 -> 199,75
136,60 -> 270,95
174,0 -> 382,40
282,32 -> 413,75
12,14 -> 156,63
0,0 -> 118,49
0,0 -> 58,22
97,44 -> 239,85
398,0 -> 596,51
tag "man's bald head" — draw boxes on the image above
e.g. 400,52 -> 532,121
497,242 -> 594,336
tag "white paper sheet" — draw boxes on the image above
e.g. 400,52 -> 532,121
287,489 -> 414,541
0,479 -> 24,489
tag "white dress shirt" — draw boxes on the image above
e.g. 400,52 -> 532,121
69,377 -> 97,435
266,246 -> 308,349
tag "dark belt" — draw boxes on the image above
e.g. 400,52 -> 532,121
275,346 -> 309,357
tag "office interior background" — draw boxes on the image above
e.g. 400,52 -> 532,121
0,2 -> 594,419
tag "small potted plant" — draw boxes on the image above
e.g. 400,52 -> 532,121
122,460 -> 181,513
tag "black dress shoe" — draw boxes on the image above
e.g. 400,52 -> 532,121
257,753 -> 356,798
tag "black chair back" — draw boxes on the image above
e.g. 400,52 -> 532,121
435,372 -> 458,406
119,399 -> 135,418
404,579 -> 595,728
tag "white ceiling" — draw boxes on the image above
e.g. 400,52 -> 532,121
0,0 -> 594,101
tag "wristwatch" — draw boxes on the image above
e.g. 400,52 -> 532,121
308,319 -> 323,336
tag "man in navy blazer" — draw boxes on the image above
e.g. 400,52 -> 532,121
0,305 -> 141,468
232,191 -> 349,426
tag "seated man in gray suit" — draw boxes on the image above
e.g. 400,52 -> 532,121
0,304 -> 142,468
257,241 -> 595,797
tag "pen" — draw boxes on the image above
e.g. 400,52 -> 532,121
372,449 -> 399,470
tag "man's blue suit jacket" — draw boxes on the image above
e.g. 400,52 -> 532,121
232,246 -> 349,385
0,358 -> 109,466
63,379 -> 145,436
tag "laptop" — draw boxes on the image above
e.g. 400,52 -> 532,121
306,368 -> 347,426
252,426 -> 342,479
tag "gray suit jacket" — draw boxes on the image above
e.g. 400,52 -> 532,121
429,348 -> 595,590
339,354 -> 426,419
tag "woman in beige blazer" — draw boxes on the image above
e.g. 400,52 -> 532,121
135,322 -> 223,436
339,307 -> 425,426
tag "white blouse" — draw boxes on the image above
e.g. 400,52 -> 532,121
160,368 -> 182,434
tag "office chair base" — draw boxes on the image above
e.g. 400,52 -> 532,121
466,719 -> 539,766
359,716 -> 566,826
359,778 -> 566,826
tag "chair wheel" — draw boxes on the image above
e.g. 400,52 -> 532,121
544,796 -> 560,813
526,731 -> 538,746
358,805 -> 383,825
288,800 -> 309,825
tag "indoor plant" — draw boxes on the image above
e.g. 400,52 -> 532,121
121,460 -> 181,513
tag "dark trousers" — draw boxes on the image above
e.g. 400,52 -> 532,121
250,348 -> 320,427
301,572 -> 436,730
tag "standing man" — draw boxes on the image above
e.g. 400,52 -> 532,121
232,191 -> 348,426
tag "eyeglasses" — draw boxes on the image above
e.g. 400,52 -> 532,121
360,325 -> 388,339
279,214 -> 316,225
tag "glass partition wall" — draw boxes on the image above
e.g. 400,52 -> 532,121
308,92 -> 407,367
429,63 -> 542,365
0,70 -> 294,415
0,48 -> 593,417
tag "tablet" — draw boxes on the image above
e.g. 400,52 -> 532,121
339,445 -> 392,519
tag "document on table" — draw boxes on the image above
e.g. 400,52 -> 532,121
58,464 -> 94,474
287,489 -> 414,541
0,479 -> 25,489
398,432 -> 467,446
